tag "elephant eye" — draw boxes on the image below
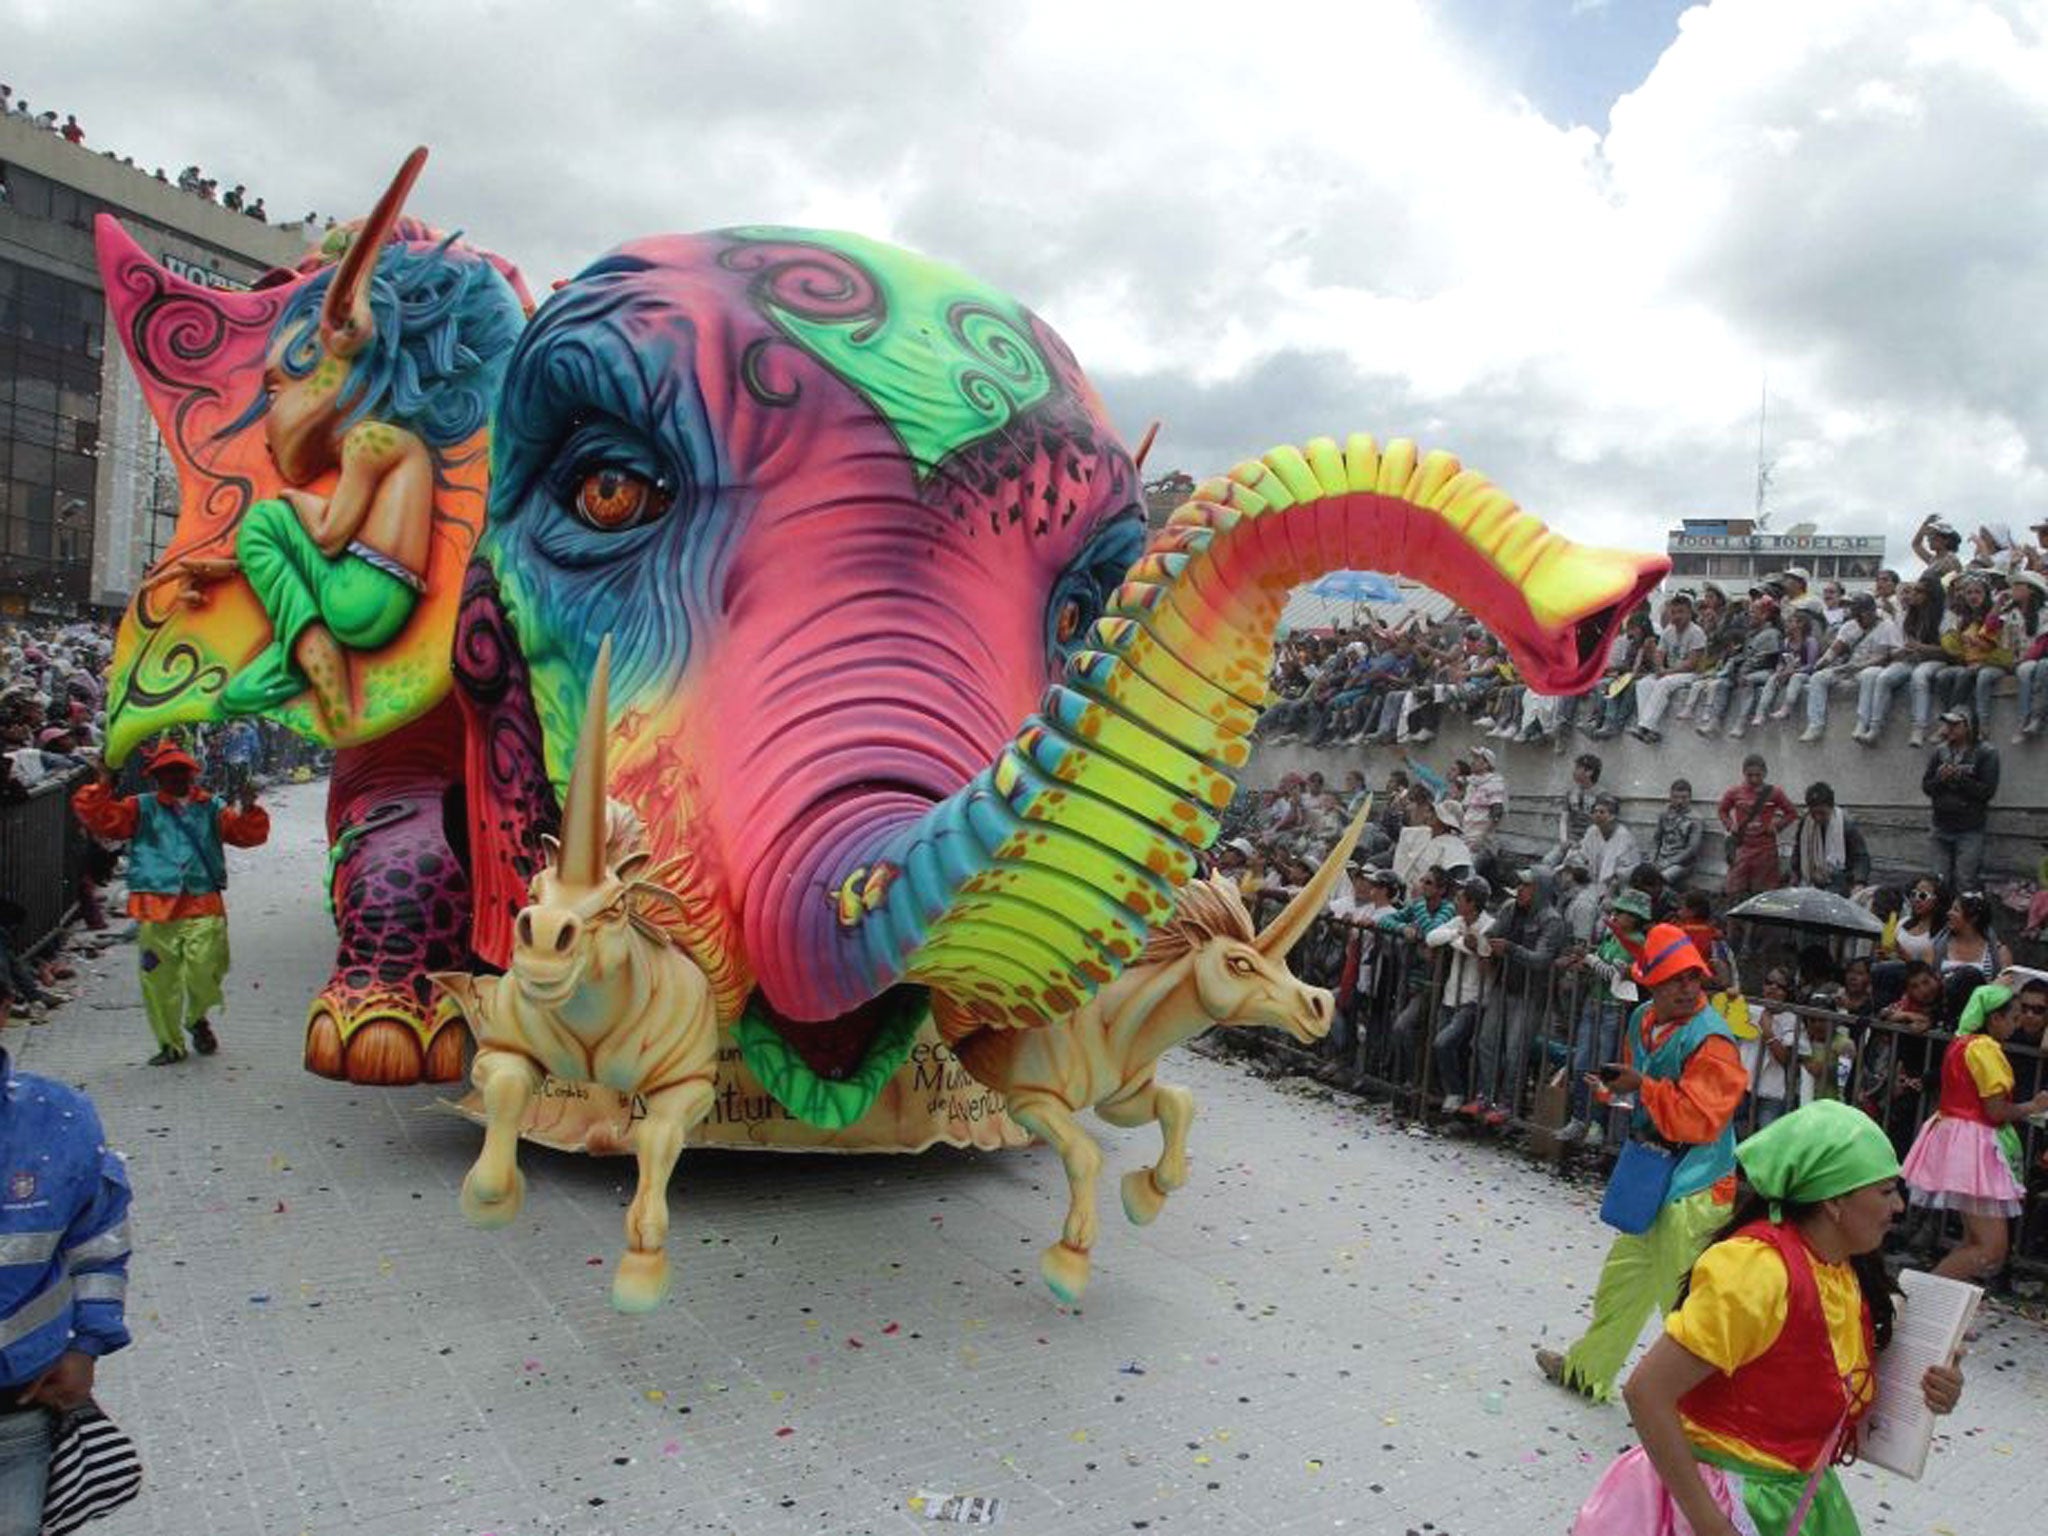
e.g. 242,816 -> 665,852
1046,514 -> 1145,663
1054,596 -> 1088,645
574,467 -> 672,532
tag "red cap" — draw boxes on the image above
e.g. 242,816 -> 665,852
144,740 -> 200,775
1630,923 -> 1709,987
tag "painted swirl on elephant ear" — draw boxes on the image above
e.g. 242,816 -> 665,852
716,228 -> 1059,481
100,247 -> 283,729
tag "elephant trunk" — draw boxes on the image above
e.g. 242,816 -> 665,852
748,435 -> 1665,1040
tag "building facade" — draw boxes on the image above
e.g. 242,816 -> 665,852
0,115 -> 304,617
1666,517 -> 1887,590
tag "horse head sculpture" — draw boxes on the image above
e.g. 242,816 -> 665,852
438,637 -> 720,1312
950,808 -> 1369,1302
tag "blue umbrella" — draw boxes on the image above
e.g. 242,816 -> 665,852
1306,571 -> 1403,604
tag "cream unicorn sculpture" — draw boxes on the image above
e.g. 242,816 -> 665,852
947,807 -> 1369,1303
432,638 -> 717,1312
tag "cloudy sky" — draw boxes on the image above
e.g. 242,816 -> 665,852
12,0 -> 2045,559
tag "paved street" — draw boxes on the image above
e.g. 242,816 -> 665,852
13,779 -> 2042,1536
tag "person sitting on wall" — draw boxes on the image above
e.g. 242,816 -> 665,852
1787,782 -> 1869,896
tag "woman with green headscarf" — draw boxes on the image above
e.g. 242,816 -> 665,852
1574,1101 -> 1965,1536
1900,983 -> 2048,1281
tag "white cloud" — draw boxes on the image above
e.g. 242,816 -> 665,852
12,0 -> 2048,564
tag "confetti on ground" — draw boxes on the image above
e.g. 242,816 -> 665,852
911,1491 -> 1001,1524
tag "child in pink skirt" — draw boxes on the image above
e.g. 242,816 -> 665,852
1901,983 -> 2048,1279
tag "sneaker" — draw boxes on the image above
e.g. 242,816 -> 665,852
1725,722 -> 1746,739
1473,717 -> 1495,732
190,1020 -> 219,1056
1799,725 -> 1824,743
147,1046 -> 187,1066
1907,729 -> 1924,748
1584,1121 -> 1606,1149
1553,1118 -> 1588,1145
1440,1093 -> 1462,1113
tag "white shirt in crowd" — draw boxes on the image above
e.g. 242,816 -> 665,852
1425,909 -> 1495,1006
1752,1009 -> 1799,1102
1579,821 -> 1641,888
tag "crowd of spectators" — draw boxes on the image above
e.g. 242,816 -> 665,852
1257,512 -> 2048,754
1,82 -> 331,230
1209,737 -> 2044,1172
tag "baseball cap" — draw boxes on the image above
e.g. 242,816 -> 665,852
1778,566 -> 1812,585
1609,889 -> 1654,922
1939,706 -> 1971,725
1433,797 -> 1464,825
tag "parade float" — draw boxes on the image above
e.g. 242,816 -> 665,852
94,148 -> 1667,1204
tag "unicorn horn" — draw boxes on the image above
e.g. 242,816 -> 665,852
556,636 -> 613,890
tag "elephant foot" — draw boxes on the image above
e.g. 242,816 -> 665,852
305,985 -> 469,1086
1120,1168 -> 1169,1227
612,1250 -> 672,1313
459,1164 -> 526,1229
1041,1240 -> 1091,1305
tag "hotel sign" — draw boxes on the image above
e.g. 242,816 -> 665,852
159,253 -> 247,291
1670,534 -> 1884,554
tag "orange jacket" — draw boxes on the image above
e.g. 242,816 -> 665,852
71,781 -> 270,921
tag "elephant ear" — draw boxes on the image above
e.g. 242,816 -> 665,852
92,157 -> 525,765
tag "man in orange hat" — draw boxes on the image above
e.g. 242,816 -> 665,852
72,740 -> 270,1064
1536,922 -> 1747,1402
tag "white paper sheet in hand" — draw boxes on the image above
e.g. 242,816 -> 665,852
1856,1269 -> 1980,1480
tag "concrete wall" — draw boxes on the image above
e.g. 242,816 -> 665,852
0,114 -> 309,274
1245,701 -> 2046,888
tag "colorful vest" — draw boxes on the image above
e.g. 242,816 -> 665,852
1630,1000 -> 1737,1205
1679,1221 -> 1873,1472
127,794 -> 228,897
1936,1036 -> 1998,1125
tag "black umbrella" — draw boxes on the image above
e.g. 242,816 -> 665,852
1727,886 -> 1884,939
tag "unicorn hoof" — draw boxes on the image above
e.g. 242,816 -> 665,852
612,1251 -> 672,1313
1041,1241 -> 1091,1304
459,1166 -> 526,1229
1120,1168 -> 1168,1226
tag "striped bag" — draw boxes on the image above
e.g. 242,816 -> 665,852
40,1404 -> 141,1536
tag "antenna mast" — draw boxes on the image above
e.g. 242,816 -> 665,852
1752,375 -> 1774,530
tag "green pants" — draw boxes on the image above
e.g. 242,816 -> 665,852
222,498 -> 418,714
1560,1187 -> 1728,1402
138,917 -> 229,1052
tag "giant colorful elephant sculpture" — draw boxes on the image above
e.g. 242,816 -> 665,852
98,150 -> 1668,1148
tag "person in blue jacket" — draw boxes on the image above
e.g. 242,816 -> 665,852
0,1047 -> 131,1529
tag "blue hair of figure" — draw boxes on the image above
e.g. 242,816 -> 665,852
228,237 -> 523,450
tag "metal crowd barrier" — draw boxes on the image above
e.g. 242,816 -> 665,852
1221,898 -> 2048,1279
0,766 -> 91,958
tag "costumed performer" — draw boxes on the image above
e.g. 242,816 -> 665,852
1537,922 -> 1746,1401
1899,982 -> 2048,1280
1573,1100 -> 1964,1536
72,740 -> 270,1064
